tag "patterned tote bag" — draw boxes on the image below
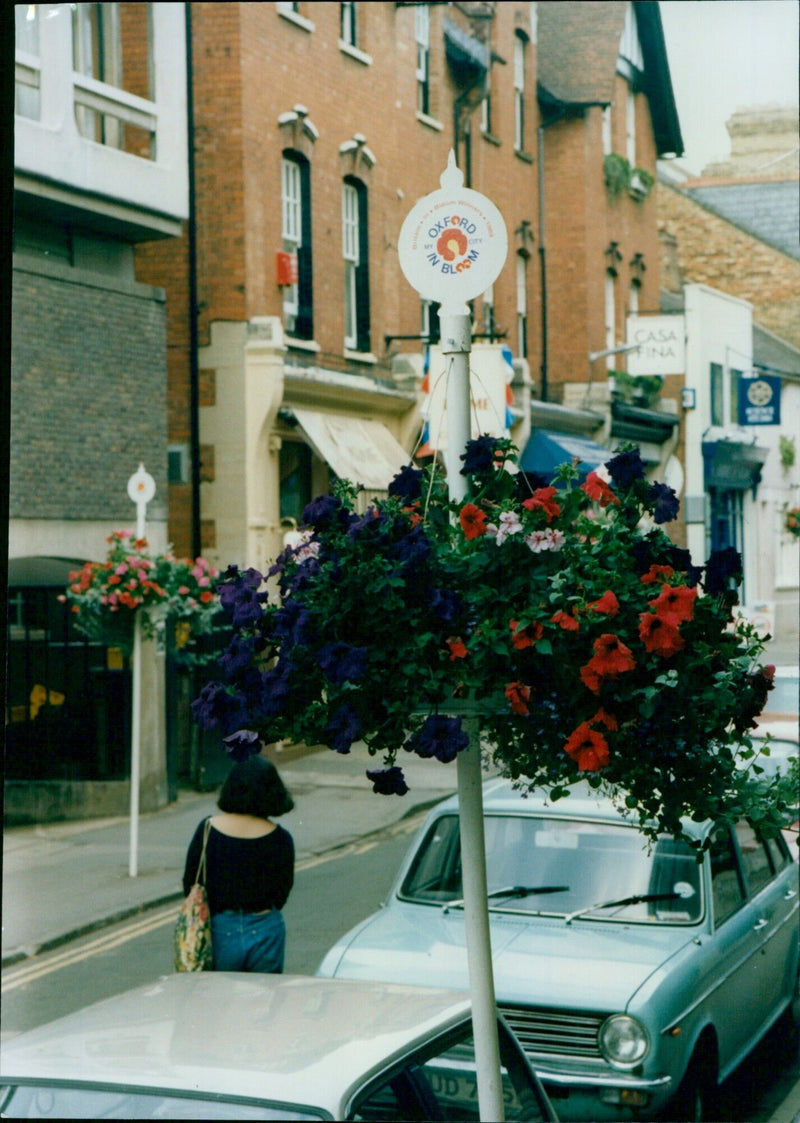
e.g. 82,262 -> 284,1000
174,817 -> 213,971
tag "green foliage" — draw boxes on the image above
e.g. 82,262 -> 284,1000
198,441 -> 788,849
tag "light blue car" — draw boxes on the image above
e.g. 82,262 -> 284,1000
318,779 -> 800,1121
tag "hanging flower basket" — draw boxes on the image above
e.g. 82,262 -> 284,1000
785,507 -> 800,539
61,531 -> 219,656
192,440 -> 789,848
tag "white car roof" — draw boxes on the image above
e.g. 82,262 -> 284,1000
0,974 -> 472,1116
430,777 -> 709,839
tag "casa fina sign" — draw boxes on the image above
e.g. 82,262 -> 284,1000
398,152 -> 508,311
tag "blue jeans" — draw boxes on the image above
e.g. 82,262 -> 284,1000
211,909 -> 286,973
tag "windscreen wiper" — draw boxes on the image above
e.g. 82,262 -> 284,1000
564,892 -> 681,925
442,885 -> 569,914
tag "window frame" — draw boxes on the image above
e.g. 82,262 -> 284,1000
342,176 -> 370,353
340,1 -> 357,48
513,32 -> 527,153
281,151 -> 314,340
415,3 -> 430,116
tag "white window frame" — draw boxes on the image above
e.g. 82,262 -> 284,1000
604,273 -> 616,370
628,283 -> 639,316
626,85 -> 636,166
602,105 -> 612,156
514,33 -> 526,152
516,255 -> 528,358
342,182 -> 360,350
282,156 -> 303,324
341,1 -> 357,48
483,284 -> 494,336
415,4 -> 430,115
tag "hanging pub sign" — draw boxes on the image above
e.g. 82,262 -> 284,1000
738,373 -> 781,425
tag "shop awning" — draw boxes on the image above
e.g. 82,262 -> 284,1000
290,409 -> 410,493
519,429 -> 610,481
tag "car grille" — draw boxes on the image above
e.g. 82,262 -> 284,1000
499,1004 -> 604,1059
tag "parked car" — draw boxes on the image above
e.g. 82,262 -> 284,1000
318,779 -> 800,1122
750,720 -> 800,860
0,972 -> 556,1121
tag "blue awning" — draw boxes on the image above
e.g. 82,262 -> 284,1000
519,429 -> 610,482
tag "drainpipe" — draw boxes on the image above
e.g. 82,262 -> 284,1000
185,3 -> 201,560
537,107 -> 566,405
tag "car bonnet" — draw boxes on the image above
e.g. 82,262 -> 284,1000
324,903 -> 695,1012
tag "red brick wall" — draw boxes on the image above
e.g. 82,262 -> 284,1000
133,1 -> 669,552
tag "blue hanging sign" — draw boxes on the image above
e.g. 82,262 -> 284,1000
738,374 -> 781,425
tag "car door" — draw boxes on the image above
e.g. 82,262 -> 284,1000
707,824 -> 765,1070
732,822 -> 799,1022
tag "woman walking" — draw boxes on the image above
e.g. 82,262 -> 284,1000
182,754 -> 295,972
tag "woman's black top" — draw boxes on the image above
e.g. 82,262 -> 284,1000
182,819 -> 294,915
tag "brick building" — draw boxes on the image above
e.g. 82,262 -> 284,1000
134,0 -> 683,572
9,2 -> 188,820
656,105 -> 800,657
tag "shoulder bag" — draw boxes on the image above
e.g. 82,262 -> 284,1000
174,817 -> 213,972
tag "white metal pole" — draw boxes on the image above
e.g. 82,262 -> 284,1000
442,312 -> 506,1123
129,610 -> 142,878
128,499 -> 147,878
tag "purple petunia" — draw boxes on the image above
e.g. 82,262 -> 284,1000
190,681 -> 251,735
703,546 -> 743,595
606,449 -> 646,489
388,464 -> 425,504
460,435 -> 499,476
389,524 -> 432,567
218,567 -> 267,630
647,482 -> 680,525
218,634 -> 257,679
404,714 -> 469,763
325,703 -> 363,754
302,494 -> 349,531
366,765 -> 409,795
222,729 -> 261,762
318,642 -> 368,684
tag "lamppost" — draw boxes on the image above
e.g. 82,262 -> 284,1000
398,153 -> 508,1123
126,464 -> 156,878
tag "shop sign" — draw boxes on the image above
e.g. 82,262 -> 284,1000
626,314 -> 685,375
738,373 -> 781,425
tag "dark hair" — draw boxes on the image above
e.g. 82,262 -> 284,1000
218,754 -> 294,818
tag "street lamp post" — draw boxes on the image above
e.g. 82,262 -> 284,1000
398,154 -> 508,1122
126,464 -> 156,878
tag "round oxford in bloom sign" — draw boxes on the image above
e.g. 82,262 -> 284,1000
398,153 -> 508,312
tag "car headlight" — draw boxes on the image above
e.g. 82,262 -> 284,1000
598,1014 -> 649,1069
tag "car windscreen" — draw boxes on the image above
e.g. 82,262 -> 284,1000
0,1082 -> 328,1120
400,813 -> 703,924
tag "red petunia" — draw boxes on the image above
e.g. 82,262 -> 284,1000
505,682 -> 531,715
459,503 -> 488,540
589,633 -> 636,676
588,590 -> 620,616
640,564 -> 675,586
579,664 -> 603,694
510,620 -> 543,649
650,584 -> 697,626
522,487 -> 561,522
638,612 -> 685,657
590,707 -> 619,731
447,637 -> 468,661
551,610 -> 580,631
564,723 -> 610,771
581,471 -> 620,507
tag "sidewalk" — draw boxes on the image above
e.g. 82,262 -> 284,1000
2,743 -> 458,967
